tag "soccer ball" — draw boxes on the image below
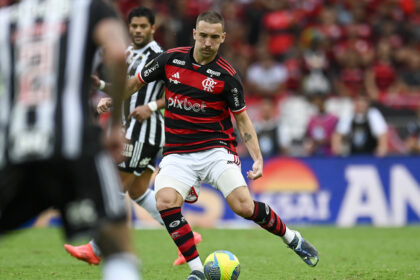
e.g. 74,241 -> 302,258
203,250 -> 240,280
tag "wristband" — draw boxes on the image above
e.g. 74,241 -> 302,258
99,80 -> 106,90
147,101 -> 158,112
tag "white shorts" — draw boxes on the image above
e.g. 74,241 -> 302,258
155,148 -> 247,201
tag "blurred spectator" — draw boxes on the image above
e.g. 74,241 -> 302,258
332,94 -> 388,156
260,0 -> 301,59
246,46 -> 288,97
45,0 -> 420,157
304,93 -> 338,156
333,48 -> 365,97
314,5 -> 344,43
398,52 -> 420,93
254,97 -> 290,157
400,0 -> 420,43
301,33 -> 332,96
365,39 -> 398,101
283,51 -> 303,93
333,3 -> 375,68
278,93 -> 316,156
404,105 -> 420,154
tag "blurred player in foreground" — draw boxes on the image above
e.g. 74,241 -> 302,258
125,10 -> 320,280
0,0 -> 140,279
64,6 -> 201,266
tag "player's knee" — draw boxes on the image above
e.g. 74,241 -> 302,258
232,201 -> 254,218
155,188 -> 180,211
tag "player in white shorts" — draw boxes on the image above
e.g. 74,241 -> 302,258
157,148 -> 246,203
124,10 -> 319,280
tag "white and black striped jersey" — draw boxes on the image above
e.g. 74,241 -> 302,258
0,0 -> 118,167
123,41 -> 165,147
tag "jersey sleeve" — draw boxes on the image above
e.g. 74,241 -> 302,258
367,108 -> 387,137
138,52 -> 169,84
224,74 -> 246,114
336,114 -> 352,135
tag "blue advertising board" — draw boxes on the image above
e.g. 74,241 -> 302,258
29,156 -> 420,228
180,156 -> 420,227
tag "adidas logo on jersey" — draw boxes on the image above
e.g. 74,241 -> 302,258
169,72 -> 181,84
172,72 -> 180,79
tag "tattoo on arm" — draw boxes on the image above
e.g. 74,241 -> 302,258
243,132 -> 252,143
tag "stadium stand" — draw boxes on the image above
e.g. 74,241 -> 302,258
4,0 -> 419,156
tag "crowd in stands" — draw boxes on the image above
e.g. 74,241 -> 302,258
3,0 -> 420,157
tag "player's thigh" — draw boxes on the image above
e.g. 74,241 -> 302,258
210,163 -> 254,217
205,149 -> 247,198
126,168 -> 154,199
155,154 -> 198,201
119,170 -> 136,191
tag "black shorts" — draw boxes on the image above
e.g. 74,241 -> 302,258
118,140 -> 161,176
0,151 -> 126,239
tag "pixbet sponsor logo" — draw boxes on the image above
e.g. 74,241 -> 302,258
168,96 -> 207,112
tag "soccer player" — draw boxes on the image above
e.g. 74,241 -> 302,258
0,1 -> 140,280
127,11 -> 320,280
64,6 -> 201,266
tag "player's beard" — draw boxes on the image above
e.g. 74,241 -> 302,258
132,33 -> 152,49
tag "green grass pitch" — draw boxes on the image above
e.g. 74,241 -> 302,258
1,226 -> 419,279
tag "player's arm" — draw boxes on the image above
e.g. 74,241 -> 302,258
124,74 -> 145,99
95,52 -> 167,101
128,96 -> 165,123
124,51 -> 168,99
92,73 -> 144,100
93,16 -> 128,161
234,110 -> 263,180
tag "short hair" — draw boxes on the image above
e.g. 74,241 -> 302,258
128,6 -> 155,25
196,11 -> 224,29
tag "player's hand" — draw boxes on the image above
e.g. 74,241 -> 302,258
91,75 -> 101,89
128,104 -> 152,123
97,97 -> 112,115
247,159 -> 263,180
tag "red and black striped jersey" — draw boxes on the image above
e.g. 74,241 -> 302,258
138,46 -> 246,155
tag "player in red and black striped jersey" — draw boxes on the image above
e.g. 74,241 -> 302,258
137,44 -> 246,155
127,11 -> 319,279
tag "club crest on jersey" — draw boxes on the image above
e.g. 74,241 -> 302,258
202,77 -> 217,92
